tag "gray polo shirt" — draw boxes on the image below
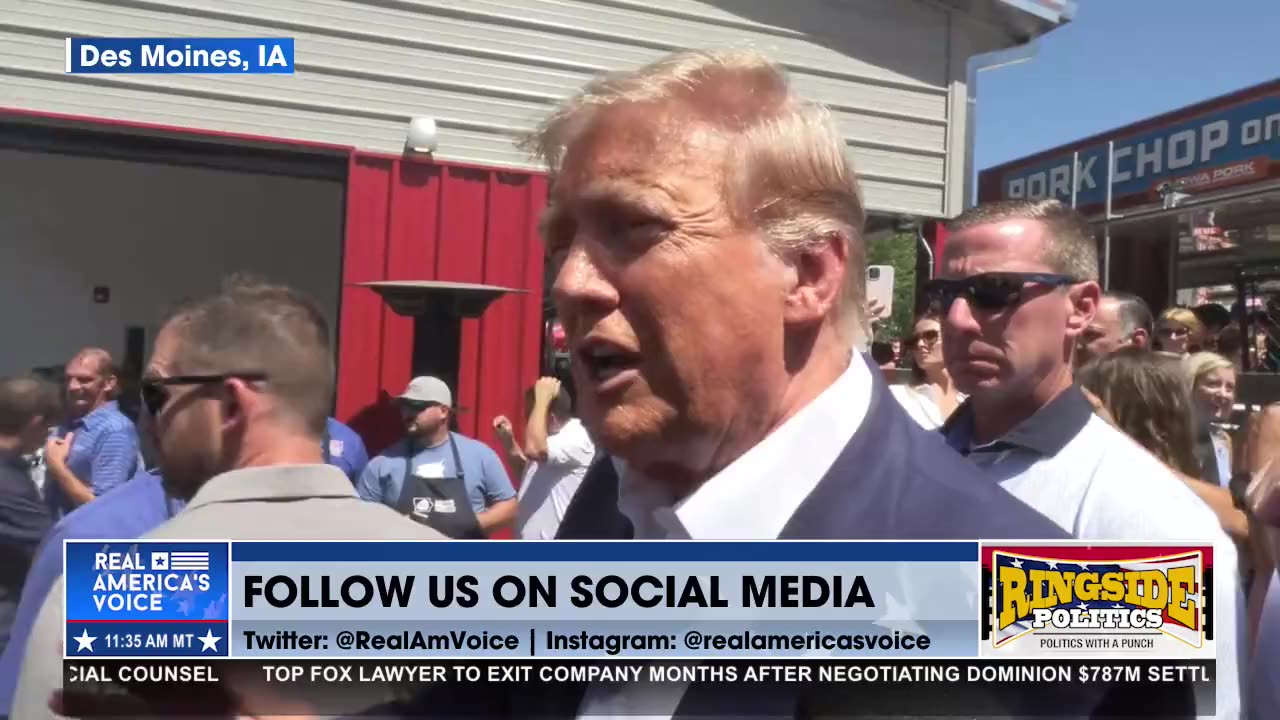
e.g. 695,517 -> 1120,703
942,387 -> 1242,719
12,464 -> 446,720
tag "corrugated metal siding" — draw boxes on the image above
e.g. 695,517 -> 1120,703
337,154 -> 547,457
1,0 -> 966,216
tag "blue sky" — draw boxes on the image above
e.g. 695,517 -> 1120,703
974,0 -> 1280,173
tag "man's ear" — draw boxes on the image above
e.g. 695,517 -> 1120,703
783,231 -> 848,327
1065,281 -> 1101,339
1131,328 -> 1151,349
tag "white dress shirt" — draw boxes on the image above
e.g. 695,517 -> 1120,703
578,357 -> 873,719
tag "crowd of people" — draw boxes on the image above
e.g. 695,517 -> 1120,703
0,46 -> 1278,718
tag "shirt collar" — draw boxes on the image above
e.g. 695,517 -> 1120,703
70,400 -> 121,431
183,464 -> 356,512
615,352 -> 874,539
943,384 -> 1093,456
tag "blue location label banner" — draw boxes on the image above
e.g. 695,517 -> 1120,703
64,540 -> 231,659
65,38 -> 294,74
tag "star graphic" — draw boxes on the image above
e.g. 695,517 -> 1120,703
1046,560 -> 1058,570
177,598 -> 193,615
873,590 -> 928,636
73,629 -> 97,652
1010,558 -> 1024,569
1077,602 -> 1090,611
199,629 -> 221,652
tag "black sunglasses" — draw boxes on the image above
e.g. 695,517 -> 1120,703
140,373 -> 269,416
924,272 -> 1079,313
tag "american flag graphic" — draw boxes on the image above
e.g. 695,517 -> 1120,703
987,548 -> 1207,651
151,551 -> 209,571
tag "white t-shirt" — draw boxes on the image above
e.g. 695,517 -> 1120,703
516,418 -> 595,540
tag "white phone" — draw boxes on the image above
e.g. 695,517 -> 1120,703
866,265 -> 895,318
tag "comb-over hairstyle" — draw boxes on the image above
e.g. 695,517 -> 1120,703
522,48 -> 869,340
946,199 -> 1100,282
0,375 -> 60,435
161,274 -> 333,437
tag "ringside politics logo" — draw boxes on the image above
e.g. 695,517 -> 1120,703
64,540 -> 231,659
979,545 -> 1214,658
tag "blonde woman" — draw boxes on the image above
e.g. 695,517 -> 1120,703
1155,306 -> 1207,355
1186,351 -> 1237,488
889,315 -> 963,429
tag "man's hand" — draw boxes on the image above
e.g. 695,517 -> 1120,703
533,376 -> 562,405
866,298 -> 888,326
44,432 -> 73,470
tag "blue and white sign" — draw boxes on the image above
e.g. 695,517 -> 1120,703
64,540 -> 231,658
65,38 -> 294,74
990,90 -> 1280,209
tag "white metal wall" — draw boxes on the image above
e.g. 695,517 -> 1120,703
1,0 -> 1017,218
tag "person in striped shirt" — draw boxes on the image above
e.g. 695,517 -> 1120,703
42,348 -> 139,518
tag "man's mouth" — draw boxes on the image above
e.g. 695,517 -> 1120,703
577,339 -> 640,385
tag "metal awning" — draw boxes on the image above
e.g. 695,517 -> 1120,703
357,280 -> 526,318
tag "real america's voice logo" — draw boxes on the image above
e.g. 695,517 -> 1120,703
65,38 -> 294,74
980,544 -> 1215,659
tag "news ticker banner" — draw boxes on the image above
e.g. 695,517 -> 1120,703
65,38 -> 294,74
63,540 -> 1217,663
61,659 -> 1216,718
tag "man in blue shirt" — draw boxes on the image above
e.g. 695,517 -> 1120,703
358,376 -> 516,538
0,467 -> 178,713
323,416 -> 369,484
0,377 -> 58,657
43,348 -> 139,517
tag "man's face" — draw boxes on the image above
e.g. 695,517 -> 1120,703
1077,298 -> 1129,366
64,356 -> 114,418
143,326 -> 223,500
402,402 -> 448,437
546,104 -> 793,478
939,220 -> 1096,404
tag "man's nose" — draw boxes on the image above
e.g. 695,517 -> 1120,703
551,242 -> 619,321
944,296 -> 982,335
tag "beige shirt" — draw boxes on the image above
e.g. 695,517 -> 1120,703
12,464 -> 445,720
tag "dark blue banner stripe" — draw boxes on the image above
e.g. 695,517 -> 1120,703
230,541 -> 977,563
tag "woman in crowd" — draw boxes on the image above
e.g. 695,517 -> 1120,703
889,315 -> 962,429
1155,306 -> 1207,355
1187,351 -> 1238,488
1077,348 -> 1247,543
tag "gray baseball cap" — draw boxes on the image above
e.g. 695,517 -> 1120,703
396,376 -> 452,407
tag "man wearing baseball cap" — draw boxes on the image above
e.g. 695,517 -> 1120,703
356,376 -> 517,538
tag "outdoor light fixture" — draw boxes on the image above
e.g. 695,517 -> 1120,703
405,116 -> 439,155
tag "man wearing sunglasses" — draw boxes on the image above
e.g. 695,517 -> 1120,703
12,277 -> 447,720
357,376 -> 517,539
933,199 -> 1240,719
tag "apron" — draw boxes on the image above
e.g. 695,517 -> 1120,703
392,433 -> 485,539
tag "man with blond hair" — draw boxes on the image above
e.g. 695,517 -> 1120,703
366,47 -> 1073,720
